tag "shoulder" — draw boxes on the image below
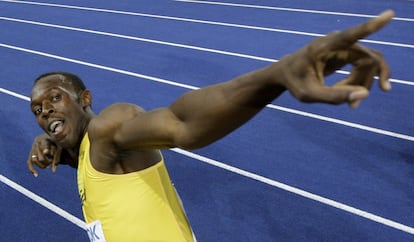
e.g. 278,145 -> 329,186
87,103 -> 145,139
100,103 -> 145,119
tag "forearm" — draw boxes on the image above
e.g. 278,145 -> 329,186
170,63 -> 286,149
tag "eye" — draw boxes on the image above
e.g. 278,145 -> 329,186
33,106 -> 42,116
52,94 -> 61,102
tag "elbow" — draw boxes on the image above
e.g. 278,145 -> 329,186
173,130 -> 213,151
175,137 -> 205,151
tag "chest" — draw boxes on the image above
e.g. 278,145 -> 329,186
88,141 -> 163,174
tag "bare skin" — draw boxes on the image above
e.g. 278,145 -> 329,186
28,10 -> 394,177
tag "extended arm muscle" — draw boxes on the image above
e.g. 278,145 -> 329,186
112,65 -> 286,150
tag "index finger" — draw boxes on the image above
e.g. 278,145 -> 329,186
326,10 -> 395,50
52,146 -> 62,173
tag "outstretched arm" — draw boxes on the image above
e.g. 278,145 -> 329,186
111,11 -> 394,150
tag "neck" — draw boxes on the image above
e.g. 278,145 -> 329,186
69,109 -> 96,168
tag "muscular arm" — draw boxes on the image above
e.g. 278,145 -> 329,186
27,11 -> 394,175
167,67 -> 285,148
114,10 -> 394,150
113,67 -> 285,150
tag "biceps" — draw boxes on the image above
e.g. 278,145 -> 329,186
113,108 -> 184,150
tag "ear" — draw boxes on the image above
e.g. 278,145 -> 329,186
79,90 -> 92,108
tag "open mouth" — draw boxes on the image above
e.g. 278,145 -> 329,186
48,120 -> 64,134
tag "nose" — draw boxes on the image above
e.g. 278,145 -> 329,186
41,100 -> 55,119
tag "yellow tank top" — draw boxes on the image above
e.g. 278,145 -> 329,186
77,133 -> 195,242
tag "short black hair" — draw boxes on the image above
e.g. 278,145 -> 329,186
34,71 -> 86,94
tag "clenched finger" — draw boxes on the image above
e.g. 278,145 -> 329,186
27,153 -> 39,177
52,146 -> 62,173
34,142 -> 51,167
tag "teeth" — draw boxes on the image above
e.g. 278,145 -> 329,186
49,121 -> 63,133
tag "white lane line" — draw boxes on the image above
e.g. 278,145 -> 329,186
175,0 -> 414,22
1,77 -> 414,235
268,104 -> 414,142
2,152 -> 414,236
0,0 -> 412,48
3,85 -> 413,142
0,17 -> 277,63
0,87 -> 30,101
0,43 -> 200,90
171,148 -> 414,235
0,174 -> 86,230
0,18 -> 412,86
1,0 -> 413,237
0,42 -> 413,141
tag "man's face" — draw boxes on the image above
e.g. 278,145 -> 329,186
30,74 -> 87,149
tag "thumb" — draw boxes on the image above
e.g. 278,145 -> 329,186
303,85 -> 369,106
348,88 -> 369,108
